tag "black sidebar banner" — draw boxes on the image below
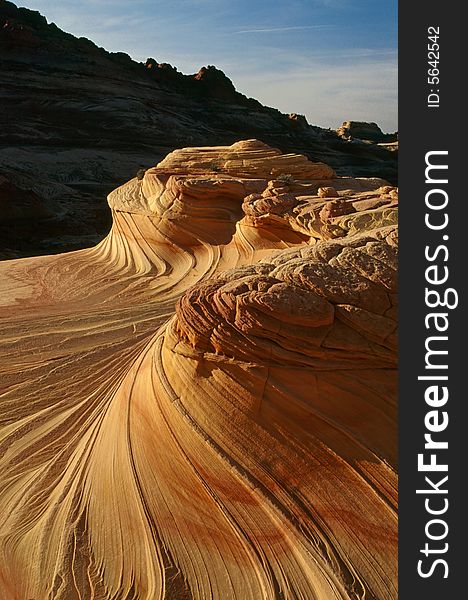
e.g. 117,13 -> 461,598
399,3 -> 466,599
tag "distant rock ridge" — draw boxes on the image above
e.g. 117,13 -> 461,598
0,0 -> 259,107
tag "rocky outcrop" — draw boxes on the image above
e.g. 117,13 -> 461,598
337,121 -> 398,144
0,142 -> 397,600
0,0 -> 397,258
154,139 -> 336,179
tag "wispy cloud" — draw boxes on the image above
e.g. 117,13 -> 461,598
230,53 -> 397,132
235,25 -> 333,34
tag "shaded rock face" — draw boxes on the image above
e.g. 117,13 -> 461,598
0,173 -> 58,258
288,113 -> 309,129
0,174 -> 51,221
0,142 -> 397,600
0,0 -> 397,259
0,170 -> 111,259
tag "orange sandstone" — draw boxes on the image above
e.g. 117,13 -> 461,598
0,141 -> 397,600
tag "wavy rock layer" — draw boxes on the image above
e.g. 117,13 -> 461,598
0,141 -> 397,600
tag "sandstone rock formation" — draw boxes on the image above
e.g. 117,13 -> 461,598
0,141 -> 397,600
0,0 -> 397,258
336,121 -> 398,144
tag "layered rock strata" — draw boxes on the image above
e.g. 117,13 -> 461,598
0,141 -> 397,600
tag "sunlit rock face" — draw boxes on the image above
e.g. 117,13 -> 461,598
0,141 -> 397,600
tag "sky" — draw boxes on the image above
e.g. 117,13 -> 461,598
16,0 -> 398,132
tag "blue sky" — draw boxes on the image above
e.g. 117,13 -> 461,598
16,0 -> 397,132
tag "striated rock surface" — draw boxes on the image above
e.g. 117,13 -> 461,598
0,0 -> 397,258
0,141 -> 397,600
